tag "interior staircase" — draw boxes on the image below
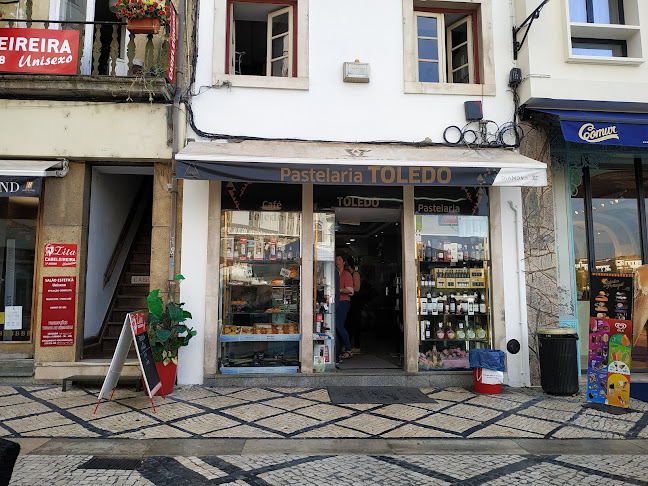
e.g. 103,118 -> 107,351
83,213 -> 151,360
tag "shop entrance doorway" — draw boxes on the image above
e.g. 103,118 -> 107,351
335,207 -> 404,372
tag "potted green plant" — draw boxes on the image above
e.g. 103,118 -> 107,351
146,274 -> 196,394
114,0 -> 170,35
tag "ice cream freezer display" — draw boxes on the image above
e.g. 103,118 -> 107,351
218,210 -> 302,374
415,212 -> 492,371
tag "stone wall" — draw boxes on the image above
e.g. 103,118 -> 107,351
519,123 -> 560,384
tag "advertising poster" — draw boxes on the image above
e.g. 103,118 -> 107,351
587,273 -> 632,408
40,276 -> 76,346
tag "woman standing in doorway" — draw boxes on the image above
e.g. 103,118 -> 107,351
345,256 -> 363,354
335,254 -> 354,361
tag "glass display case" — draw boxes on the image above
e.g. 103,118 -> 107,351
313,213 -> 336,372
219,210 -> 302,373
415,212 -> 491,371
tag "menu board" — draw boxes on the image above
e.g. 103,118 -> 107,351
587,273 -> 632,408
131,313 -> 162,397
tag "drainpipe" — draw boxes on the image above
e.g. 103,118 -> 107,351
169,0 -> 186,290
508,200 -> 530,385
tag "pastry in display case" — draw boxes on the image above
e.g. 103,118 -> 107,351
219,210 -> 302,373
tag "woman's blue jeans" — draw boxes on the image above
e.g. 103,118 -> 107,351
335,300 -> 352,358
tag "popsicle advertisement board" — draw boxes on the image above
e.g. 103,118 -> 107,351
587,273 -> 632,408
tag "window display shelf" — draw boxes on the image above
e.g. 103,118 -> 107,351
220,334 -> 301,342
224,311 -> 299,316
421,338 -> 488,343
227,283 -> 300,288
223,259 -> 301,265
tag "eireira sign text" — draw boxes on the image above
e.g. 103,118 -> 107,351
0,28 -> 79,75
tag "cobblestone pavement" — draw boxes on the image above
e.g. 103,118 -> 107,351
7,452 -> 648,485
2,385 -> 648,440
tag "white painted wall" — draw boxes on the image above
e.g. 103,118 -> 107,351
177,180 -> 210,384
514,0 -> 648,106
192,0 -> 517,143
84,172 -> 143,338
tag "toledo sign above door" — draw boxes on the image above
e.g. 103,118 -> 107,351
0,28 -> 79,75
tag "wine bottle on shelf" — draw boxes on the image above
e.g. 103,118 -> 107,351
436,322 -> 445,339
468,295 -> 475,316
457,244 -> 464,262
437,242 -> 445,262
479,292 -> 487,314
463,244 -> 469,262
425,240 -> 433,262
449,294 -> 456,314
457,322 -> 466,339
421,275 -> 426,290
421,321 -> 426,341
446,321 -> 456,340
466,322 -> 476,340
437,293 -> 445,314
429,273 -> 436,288
444,295 -> 450,315
476,325 -> 487,340
425,321 -> 431,340
430,293 -> 438,315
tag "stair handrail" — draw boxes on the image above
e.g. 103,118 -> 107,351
103,179 -> 152,287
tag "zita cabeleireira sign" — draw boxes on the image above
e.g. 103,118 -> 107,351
0,28 -> 79,75
587,273 -> 632,408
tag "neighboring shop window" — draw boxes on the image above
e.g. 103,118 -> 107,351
218,183 -> 302,373
0,197 -> 38,343
414,187 -> 490,371
571,156 -> 647,370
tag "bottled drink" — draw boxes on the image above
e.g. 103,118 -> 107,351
449,294 -> 456,314
437,293 -> 444,313
425,321 -> 431,340
466,323 -> 476,340
425,240 -> 433,261
430,294 -> 438,315
437,242 -> 445,262
468,296 -> 475,316
479,292 -> 487,314
463,244 -> 469,262
420,296 -> 428,315
457,245 -> 463,262
444,296 -> 450,315
446,322 -> 456,340
436,322 -> 445,339
476,325 -> 487,340
429,273 -> 436,288
421,275 -> 426,290
457,322 -> 466,339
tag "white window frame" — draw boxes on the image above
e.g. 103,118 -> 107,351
564,0 -> 643,65
216,0 -> 309,90
403,0 -> 495,96
415,12 -> 444,83
266,6 -> 293,77
446,16 -> 474,84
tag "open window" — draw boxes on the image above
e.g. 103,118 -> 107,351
227,1 -> 296,77
415,10 -> 477,84
403,0 -> 493,96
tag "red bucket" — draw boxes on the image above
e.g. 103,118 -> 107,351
473,367 -> 502,394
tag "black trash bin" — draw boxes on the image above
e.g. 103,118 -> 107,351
0,438 -> 20,486
538,327 -> 579,395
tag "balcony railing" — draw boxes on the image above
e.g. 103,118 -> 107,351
0,18 -> 173,81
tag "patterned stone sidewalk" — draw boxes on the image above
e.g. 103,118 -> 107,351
2,384 -> 648,440
8,452 -> 648,485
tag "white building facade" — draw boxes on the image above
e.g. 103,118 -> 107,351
176,0 -> 552,386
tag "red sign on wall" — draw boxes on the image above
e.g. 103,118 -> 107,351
0,28 -> 79,75
44,243 -> 77,267
41,276 -> 76,347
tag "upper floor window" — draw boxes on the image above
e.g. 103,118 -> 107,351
565,0 -> 642,63
415,10 -> 478,84
403,1 -> 494,96
226,0 -> 296,77
569,0 -> 624,25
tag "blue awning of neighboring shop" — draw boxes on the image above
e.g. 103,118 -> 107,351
176,140 -> 548,187
533,109 -> 648,148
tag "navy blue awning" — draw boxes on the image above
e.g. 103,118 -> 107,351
534,109 -> 648,148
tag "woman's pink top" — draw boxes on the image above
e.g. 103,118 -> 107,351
339,270 -> 353,301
